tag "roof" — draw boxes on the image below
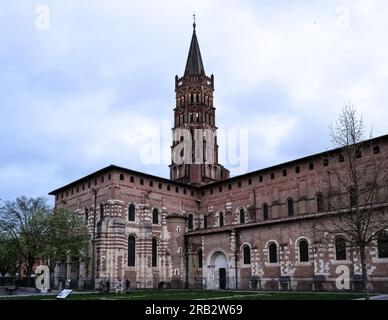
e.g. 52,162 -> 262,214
48,164 -> 195,195
184,25 -> 205,76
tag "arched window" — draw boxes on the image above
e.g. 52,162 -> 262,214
299,239 -> 309,262
100,203 -> 104,221
85,207 -> 89,224
269,243 -> 278,263
152,238 -> 158,267
287,199 -> 294,216
198,249 -> 203,268
335,237 -> 347,261
128,203 -> 135,221
378,231 -> 388,259
152,208 -> 159,224
243,245 -> 251,264
263,204 -> 269,220
128,235 -> 136,266
188,214 -> 194,230
219,212 -> 224,227
203,215 -> 208,229
239,209 -> 245,224
317,193 -> 324,212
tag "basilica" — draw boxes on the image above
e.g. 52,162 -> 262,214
49,22 -> 388,292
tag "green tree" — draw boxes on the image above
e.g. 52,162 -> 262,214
0,232 -> 21,275
0,196 -> 50,277
43,208 -> 89,287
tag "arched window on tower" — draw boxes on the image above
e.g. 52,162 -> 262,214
152,238 -> 158,267
269,243 -> 278,263
335,237 -> 347,261
243,245 -> 251,264
152,208 -> 159,224
128,235 -> 136,266
239,208 -> 245,224
317,193 -> 325,212
299,239 -> 309,262
219,212 -> 224,227
188,214 -> 194,230
128,203 -> 135,221
203,215 -> 208,229
287,198 -> 294,217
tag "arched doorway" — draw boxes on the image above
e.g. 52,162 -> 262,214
207,251 -> 228,289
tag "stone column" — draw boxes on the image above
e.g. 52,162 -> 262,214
138,203 -> 153,288
228,230 -> 238,289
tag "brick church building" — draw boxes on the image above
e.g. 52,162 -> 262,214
49,22 -> 388,292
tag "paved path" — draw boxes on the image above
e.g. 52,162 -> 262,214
354,295 -> 388,300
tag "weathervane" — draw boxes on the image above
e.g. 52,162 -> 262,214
193,13 -> 196,31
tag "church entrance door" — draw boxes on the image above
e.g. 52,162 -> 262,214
219,268 -> 226,289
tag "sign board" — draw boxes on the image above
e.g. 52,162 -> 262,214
56,289 -> 73,299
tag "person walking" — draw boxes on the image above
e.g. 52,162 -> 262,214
98,280 -> 104,294
106,279 -> 110,293
125,279 -> 131,293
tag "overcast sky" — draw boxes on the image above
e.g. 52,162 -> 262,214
1,0 -> 388,205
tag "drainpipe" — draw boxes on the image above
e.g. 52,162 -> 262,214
184,235 -> 189,289
253,188 -> 257,222
234,229 -> 239,290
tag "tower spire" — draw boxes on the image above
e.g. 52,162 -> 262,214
184,15 -> 204,76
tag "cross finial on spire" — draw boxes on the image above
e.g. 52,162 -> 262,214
193,13 -> 196,31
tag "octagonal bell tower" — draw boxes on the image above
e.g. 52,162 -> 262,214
170,20 -> 229,186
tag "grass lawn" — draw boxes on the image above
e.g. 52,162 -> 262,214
0,290 -> 365,300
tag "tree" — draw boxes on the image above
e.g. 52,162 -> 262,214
43,208 -> 89,288
0,232 -> 21,276
0,196 -> 50,277
323,104 -> 388,300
